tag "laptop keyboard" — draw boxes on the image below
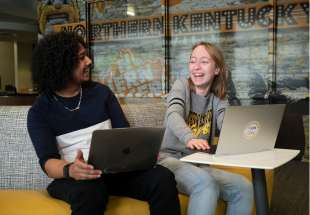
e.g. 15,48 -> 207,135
186,145 -> 218,155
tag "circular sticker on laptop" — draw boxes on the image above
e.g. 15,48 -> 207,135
244,121 -> 260,139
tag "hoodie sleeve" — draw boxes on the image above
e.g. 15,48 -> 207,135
216,97 -> 229,131
165,79 -> 197,145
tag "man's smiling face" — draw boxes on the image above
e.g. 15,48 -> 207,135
70,43 -> 93,85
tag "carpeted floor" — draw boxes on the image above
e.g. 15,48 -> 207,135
270,159 -> 309,215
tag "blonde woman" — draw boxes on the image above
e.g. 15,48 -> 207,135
158,42 -> 253,215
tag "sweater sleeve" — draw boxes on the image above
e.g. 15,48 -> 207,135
105,85 -> 130,128
216,97 -> 229,131
27,107 -> 61,175
165,79 -> 197,145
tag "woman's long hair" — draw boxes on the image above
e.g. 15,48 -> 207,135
188,42 -> 227,99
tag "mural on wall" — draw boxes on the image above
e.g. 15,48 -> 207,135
162,0 -> 185,8
92,47 -> 172,98
56,1 -> 309,43
37,0 -> 80,37
38,0 -> 309,104
87,0 -> 114,20
48,0 -> 308,105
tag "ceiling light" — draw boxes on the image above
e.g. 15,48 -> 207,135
127,11 -> 135,16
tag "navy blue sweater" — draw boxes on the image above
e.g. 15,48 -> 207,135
27,82 -> 129,174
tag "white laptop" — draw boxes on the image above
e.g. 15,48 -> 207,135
186,104 -> 286,157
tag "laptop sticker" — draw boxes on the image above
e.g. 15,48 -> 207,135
244,121 -> 260,139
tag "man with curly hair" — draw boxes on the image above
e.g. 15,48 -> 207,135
27,31 -> 181,215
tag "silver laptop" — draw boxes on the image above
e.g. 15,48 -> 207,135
88,126 -> 165,173
186,104 -> 286,157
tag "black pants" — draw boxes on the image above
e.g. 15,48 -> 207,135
47,165 -> 181,215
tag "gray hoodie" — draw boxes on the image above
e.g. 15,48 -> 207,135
160,78 -> 228,159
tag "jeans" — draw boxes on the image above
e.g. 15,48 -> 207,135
47,165 -> 181,215
158,157 -> 253,215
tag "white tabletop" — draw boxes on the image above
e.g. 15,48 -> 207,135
180,149 -> 300,169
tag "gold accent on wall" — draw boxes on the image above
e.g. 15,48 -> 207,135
38,1 -> 80,35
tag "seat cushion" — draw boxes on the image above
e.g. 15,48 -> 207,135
0,165 -> 273,215
0,190 -> 190,215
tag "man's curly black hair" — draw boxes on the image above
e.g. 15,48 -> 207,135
31,31 -> 86,95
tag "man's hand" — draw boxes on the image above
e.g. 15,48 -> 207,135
69,149 -> 102,180
157,155 -> 160,161
187,138 -> 210,150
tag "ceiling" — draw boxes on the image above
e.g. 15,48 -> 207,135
0,0 -> 38,44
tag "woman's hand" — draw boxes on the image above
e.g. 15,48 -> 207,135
187,138 -> 210,150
